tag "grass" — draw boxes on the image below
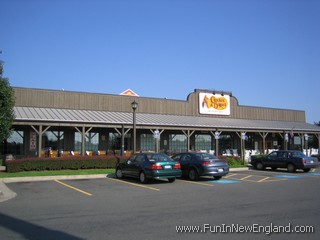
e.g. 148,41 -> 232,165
0,168 -> 115,178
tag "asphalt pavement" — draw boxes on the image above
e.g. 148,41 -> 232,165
0,168 -> 249,203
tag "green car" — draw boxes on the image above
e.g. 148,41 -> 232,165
115,153 -> 182,183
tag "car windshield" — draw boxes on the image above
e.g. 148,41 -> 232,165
195,153 -> 218,161
147,153 -> 173,162
291,151 -> 306,158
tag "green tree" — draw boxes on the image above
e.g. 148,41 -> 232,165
0,60 -> 15,143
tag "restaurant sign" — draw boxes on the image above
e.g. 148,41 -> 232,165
199,92 -> 230,115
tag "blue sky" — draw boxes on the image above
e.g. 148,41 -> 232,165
1,0 -> 319,123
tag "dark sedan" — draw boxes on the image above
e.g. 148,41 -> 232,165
115,153 -> 182,183
171,152 -> 229,180
250,150 -> 319,173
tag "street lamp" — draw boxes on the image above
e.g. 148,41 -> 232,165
304,134 -> 309,156
131,101 -> 138,153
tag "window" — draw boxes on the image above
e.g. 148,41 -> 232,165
169,134 -> 187,152
85,132 -> 99,151
43,131 -> 64,150
195,134 -> 211,151
74,132 -> 99,152
1,130 -> 24,156
140,134 -> 155,151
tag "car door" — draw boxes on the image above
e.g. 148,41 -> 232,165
131,154 -> 145,178
180,153 -> 192,176
262,151 -> 278,168
123,155 -> 137,177
277,151 -> 289,168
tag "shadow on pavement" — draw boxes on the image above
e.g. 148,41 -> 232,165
0,212 -> 83,240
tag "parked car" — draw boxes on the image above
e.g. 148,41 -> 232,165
171,152 -> 229,180
250,150 -> 319,173
115,153 -> 182,183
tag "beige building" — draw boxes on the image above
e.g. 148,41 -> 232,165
2,87 -> 320,159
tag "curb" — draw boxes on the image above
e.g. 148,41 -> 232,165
1,174 -> 108,183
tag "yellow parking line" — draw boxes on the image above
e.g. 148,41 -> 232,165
224,173 -> 238,178
178,180 -> 214,187
240,175 -> 252,180
107,178 -> 160,191
258,177 -> 270,182
54,180 -> 93,196
261,178 -> 288,182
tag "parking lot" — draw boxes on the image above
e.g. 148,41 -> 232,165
1,168 -> 319,240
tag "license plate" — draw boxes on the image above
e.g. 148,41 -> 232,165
218,168 -> 224,172
164,165 -> 172,169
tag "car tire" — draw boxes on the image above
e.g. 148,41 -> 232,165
115,168 -> 123,178
287,163 -> 296,173
139,171 -> 148,184
168,178 -> 176,183
188,168 -> 199,181
214,176 -> 222,180
256,162 -> 264,170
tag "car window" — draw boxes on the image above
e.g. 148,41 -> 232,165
269,152 -> 278,158
195,153 -> 217,160
135,154 -> 145,162
171,154 -> 181,161
181,154 -> 192,161
148,154 -> 173,162
291,151 -> 305,158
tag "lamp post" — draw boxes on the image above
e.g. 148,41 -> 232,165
131,101 -> 138,153
304,134 -> 309,156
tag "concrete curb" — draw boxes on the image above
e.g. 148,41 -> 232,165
1,174 -> 108,183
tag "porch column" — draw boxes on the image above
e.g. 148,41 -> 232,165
258,132 -> 269,154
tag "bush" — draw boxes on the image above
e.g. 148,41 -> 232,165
5,155 -> 126,173
224,157 -> 245,168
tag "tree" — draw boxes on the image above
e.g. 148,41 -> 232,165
0,59 -> 15,143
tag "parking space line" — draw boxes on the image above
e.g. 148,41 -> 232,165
225,173 -> 238,178
240,175 -> 252,180
225,172 -> 290,183
225,177 -> 258,183
107,178 -> 160,191
178,180 -> 215,187
54,180 -> 93,196
257,177 -> 270,182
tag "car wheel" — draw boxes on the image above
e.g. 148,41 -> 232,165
303,168 -> 311,173
188,168 -> 199,181
139,171 -> 148,184
287,163 -> 296,173
256,162 -> 264,170
168,178 -> 176,183
214,176 -> 222,180
115,168 -> 123,178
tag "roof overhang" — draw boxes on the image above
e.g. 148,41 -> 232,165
13,107 -> 320,133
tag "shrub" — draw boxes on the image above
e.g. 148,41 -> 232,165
224,157 -> 245,168
5,155 -> 126,173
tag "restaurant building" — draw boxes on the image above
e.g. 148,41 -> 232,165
2,87 -> 320,159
